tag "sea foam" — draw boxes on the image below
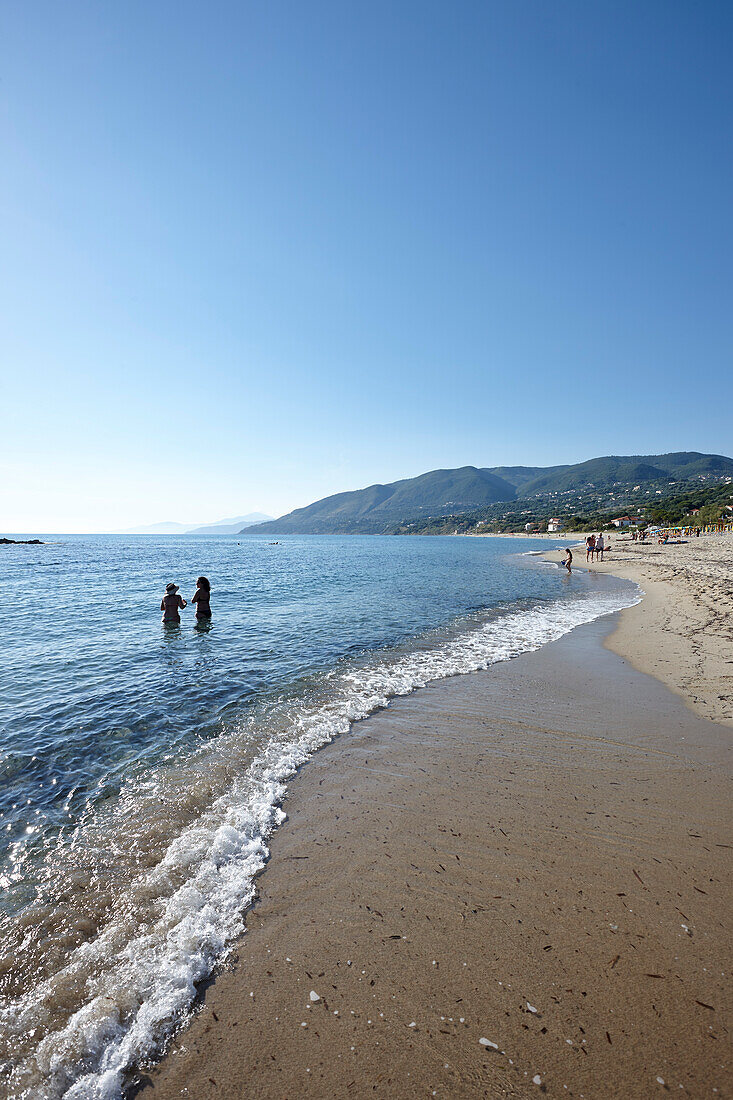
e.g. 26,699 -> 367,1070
1,584 -> 640,1100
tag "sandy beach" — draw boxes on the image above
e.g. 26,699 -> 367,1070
134,538 -> 732,1100
559,532 -> 733,728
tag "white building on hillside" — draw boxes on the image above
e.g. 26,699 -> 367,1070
547,518 -> 564,532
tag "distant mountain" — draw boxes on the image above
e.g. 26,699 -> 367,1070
243,452 -> 733,535
186,514 -> 273,535
242,468 -> 519,535
515,452 -> 733,496
484,465 -> 568,492
116,513 -> 272,535
116,520 -> 195,534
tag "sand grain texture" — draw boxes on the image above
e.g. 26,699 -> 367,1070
135,615 -> 731,1100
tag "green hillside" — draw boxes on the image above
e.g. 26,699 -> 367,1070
248,467 -> 519,535
244,452 -> 733,535
486,465 -> 567,491
518,452 -> 733,496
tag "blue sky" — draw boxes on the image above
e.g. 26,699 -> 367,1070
2,1 -> 731,531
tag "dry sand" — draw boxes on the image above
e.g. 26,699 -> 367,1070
557,533 -> 733,728
134,549 -> 732,1100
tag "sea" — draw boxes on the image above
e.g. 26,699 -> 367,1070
0,533 -> 639,1099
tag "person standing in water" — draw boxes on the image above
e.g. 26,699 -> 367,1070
161,583 -> 187,623
561,548 -> 573,572
192,576 -> 212,620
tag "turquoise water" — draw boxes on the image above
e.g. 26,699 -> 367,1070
0,533 -> 637,1099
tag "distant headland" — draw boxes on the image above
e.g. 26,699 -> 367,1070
241,451 -> 733,536
113,513 -> 273,536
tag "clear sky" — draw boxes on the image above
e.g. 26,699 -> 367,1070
2,1 -> 731,531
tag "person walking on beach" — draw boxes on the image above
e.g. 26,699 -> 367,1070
596,532 -> 605,561
586,534 -> 596,562
161,583 -> 187,624
561,548 -> 572,572
192,576 -> 212,620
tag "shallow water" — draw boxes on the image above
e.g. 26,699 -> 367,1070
0,533 -> 638,1098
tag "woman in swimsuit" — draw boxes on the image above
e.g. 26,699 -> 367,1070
161,583 -> 187,623
192,576 -> 212,620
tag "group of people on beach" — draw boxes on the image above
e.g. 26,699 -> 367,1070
585,533 -> 608,562
559,532 -> 612,573
161,577 -> 211,624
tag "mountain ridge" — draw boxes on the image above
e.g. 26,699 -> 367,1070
115,513 -> 272,535
186,513 -> 273,535
242,452 -> 733,535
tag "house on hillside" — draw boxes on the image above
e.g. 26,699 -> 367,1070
611,516 -> 634,527
547,518 -> 564,532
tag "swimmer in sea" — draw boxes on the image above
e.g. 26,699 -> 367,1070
161,582 -> 187,623
192,575 -> 212,620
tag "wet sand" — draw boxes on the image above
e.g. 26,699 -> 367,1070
135,618 -> 731,1099
556,533 -> 733,728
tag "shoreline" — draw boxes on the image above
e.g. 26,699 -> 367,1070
542,532 -> 733,728
135,545 -> 732,1099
